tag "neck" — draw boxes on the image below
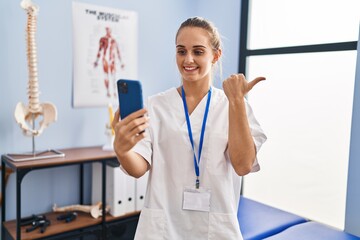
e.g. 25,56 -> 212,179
177,80 -> 212,115
180,80 -> 211,99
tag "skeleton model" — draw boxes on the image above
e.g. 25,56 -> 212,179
14,0 -> 57,139
53,202 -> 110,219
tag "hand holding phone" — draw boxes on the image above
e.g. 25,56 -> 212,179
113,79 -> 148,160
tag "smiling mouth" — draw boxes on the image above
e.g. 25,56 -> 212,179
184,66 -> 198,71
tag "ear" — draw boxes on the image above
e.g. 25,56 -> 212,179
212,49 -> 222,64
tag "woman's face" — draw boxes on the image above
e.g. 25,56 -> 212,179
176,27 -> 217,84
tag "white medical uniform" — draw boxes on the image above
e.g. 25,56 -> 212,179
132,87 -> 266,240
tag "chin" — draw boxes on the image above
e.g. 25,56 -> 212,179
182,78 -> 199,83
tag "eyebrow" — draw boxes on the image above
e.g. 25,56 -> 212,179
176,45 -> 207,49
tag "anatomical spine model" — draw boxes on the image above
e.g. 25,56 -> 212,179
15,0 -> 57,137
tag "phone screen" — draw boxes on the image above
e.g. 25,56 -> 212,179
117,79 -> 143,119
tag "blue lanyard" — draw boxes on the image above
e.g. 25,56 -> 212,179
181,86 -> 212,189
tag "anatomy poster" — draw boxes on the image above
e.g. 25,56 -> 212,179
72,2 -> 138,107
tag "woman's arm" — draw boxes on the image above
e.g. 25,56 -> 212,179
223,74 -> 265,176
112,108 -> 150,178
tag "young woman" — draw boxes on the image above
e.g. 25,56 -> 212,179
112,16 -> 267,240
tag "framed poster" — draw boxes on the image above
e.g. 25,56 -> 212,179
72,2 -> 138,107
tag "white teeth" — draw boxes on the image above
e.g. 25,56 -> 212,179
184,66 -> 197,70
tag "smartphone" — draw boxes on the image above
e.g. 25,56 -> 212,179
117,79 -> 144,119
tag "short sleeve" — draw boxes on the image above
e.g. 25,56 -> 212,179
245,100 -> 267,172
132,127 -> 152,165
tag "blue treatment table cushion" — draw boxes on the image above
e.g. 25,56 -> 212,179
238,196 -> 307,240
263,221 -> 360,240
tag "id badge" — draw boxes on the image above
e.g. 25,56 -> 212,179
183,187 -> 211,212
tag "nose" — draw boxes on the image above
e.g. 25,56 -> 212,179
184,53 -> 194,63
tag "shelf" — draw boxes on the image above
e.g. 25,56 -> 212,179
4,211 -> 100,240
3,211 -> 141,240
3,146 -> 117,170
2,146 -> 139,240
105,211 -> 140,223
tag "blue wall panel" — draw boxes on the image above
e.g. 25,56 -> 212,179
0,0 -> 240,223
345,25 -> 360,237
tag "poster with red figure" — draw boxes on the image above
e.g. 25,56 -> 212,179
72,2 -> 138,107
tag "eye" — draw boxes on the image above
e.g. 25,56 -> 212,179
194,50 -> 204,56
177,49 -> 186,55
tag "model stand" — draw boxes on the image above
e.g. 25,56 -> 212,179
6,113 -> 64,162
